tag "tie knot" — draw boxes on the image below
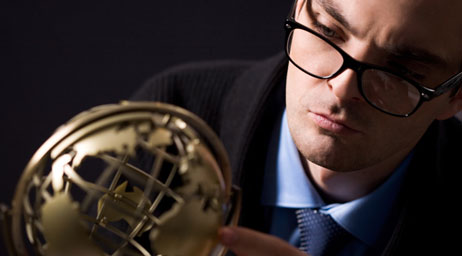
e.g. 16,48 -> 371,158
296,208 -> 352,256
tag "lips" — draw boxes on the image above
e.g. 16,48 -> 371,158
308,112 -> 360,134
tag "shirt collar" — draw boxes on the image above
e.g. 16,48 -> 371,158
262,110 -> 324,207
262,109 -> 412,248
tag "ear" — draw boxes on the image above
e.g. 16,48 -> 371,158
436,87 -> 462,120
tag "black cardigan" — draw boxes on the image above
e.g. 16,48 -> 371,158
132,52 -> 462,255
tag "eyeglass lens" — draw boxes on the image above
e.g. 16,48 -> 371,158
287,28 -> 422,116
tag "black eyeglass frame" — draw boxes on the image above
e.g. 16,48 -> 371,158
284,1 -> 462,117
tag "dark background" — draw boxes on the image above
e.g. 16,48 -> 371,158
1,0 -> 292,253
2,0 -> 461,254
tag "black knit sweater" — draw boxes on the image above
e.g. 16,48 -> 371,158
132,52 -> 462,255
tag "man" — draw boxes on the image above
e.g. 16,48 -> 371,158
133,0 -> 462,255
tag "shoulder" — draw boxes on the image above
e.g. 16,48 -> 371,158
435,116 -> 462,152
407,116 -> 462,204
130,59 -> 257,130
130,52 -> 288,131
434,117 -> 462,173
130,59 -> 256,104
131,52 -> 287,104
412,117 -> 462,178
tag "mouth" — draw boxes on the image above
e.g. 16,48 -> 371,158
308,112 -> 361,134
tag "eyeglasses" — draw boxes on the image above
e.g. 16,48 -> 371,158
284,1 -> 462,117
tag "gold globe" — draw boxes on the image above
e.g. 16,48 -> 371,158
2,101 -> 240,256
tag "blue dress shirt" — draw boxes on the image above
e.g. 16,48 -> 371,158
261,110 -> 412,254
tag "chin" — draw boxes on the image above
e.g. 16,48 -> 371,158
288,110 -> 378,172
306,153 -> 364,173
304,147 -> 360,172
294,131 -> 374,172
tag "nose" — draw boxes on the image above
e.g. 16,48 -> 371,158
327,68 -> 363,102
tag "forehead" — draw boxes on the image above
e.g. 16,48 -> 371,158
321,0 -> 462,67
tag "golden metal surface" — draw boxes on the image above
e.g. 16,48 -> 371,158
1,101 -> 240,256
41,193 -> 104,256
97,181 -> 154,234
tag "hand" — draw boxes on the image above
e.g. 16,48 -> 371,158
218,226 -> 308,256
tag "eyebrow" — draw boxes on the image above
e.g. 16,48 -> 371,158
314,0 -> 447,68
388,46 -> 447,68
315,0 -> 353,32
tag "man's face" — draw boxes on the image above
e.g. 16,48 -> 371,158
286,0 -> 462,172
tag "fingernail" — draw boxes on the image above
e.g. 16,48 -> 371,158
219,227 -> 237,246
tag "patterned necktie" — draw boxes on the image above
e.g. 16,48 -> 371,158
296,208 -> 353,256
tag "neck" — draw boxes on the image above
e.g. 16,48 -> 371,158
304,150 -> 410,203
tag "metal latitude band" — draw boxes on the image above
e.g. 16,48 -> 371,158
296,208 -> 353,256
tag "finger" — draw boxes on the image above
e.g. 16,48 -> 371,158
219,226 -> 308,256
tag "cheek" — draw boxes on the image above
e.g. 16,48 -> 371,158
286,64 -> 303,106
367,103 -> 441,159
412,94 -> 453,123
286,64 -> 319,111
431,94 -> 458,120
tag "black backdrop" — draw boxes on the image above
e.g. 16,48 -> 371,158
1,0 -> 292,253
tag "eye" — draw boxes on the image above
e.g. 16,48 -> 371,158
314,22 -> 335,37
404,70 -> 425,82
312,21 -> 343,41
388,62 -> 426,82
